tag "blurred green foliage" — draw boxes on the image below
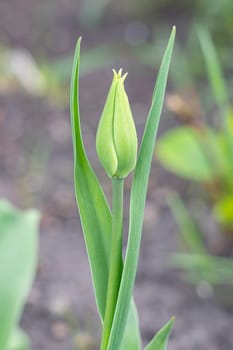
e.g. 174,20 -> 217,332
0,199 -> 39,350
0,43 -> 118,105
157,26 -> 233,232
169,194 -> 233,287
156,27 -> 233,291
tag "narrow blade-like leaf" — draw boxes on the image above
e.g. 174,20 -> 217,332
172,253 -> 233,285
196,25 -> 229,115
108,27 -> 176,350
70,38 -> 112,318
197,26 -> 233,189
8,328 -> 30,350
168,193 -> 207,254
120,300 -> 141,350
0,199 -> 39,350
144,318 -> 174,350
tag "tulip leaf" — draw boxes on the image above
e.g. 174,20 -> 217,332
120,300 -> 141,350
144,318 -> 174,350
7,328 -> 30,350
0,199 -> 39,350
156,127 -> 215,181
70,39 -> 141,349
107,26 -> 175,350
70,37 -> 112,319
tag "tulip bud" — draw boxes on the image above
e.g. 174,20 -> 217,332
96,69 -> 137,179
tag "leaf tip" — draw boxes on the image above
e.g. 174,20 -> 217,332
170,315 -> 176,323
75,37 -> 82,51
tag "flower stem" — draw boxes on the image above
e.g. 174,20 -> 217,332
100,177 -> 124,350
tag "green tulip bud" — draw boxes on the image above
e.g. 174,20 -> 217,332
96,69 -> 138,179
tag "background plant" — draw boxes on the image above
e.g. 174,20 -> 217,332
70,28 -> 175,350
0,199 -> 39,350
169,193 -> 233,289
157,26 -> 233,232
156,26 -> 233,287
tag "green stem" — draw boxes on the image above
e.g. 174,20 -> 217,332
100,177 -> 124,350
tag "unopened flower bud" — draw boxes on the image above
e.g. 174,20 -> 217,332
96,69 -> 137,178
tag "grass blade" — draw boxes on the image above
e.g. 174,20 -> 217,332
196,26 -> 233,186
107,26 -> 176,350
144,318 -> 174,350
196,25 -> 229,116
168,193 -> 207,254
173,253 -> 233,285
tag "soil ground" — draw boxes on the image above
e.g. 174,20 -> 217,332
0,1 -> 233,349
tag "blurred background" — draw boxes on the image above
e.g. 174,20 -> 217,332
1,0 -> 233,349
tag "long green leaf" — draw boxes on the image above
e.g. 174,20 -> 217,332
8,328 -> 30,350
197,26 -> 233,191
172,253 -> 233,285
120,300 -> 141,350
0,199 -> 39,350
196,25 -> 229,115
144,318 -> 174,350
107,27 -> 176,350
168,193 -> 207,254
70,38 -> 112,319
70,39 -> 141,349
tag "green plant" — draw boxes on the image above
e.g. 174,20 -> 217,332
168,193 -> 233,287
0,199 -> 39,350
156,27 -> 233,288
70,27 -> 175,350
157,26 -> 233,233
